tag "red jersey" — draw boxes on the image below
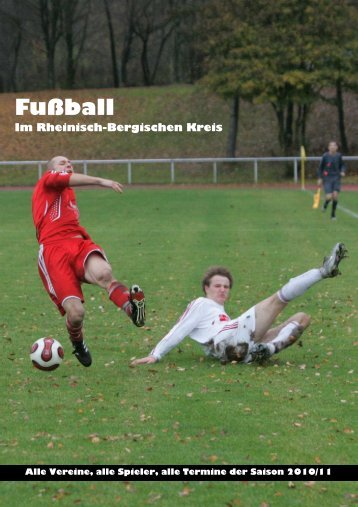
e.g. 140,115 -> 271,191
32,171 -> 90,244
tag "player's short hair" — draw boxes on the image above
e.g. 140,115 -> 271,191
47,156 -> 68,171
201,266 -> 233,292
47,157 -> 57,170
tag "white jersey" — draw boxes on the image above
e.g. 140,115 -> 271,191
151,297 -> 256,361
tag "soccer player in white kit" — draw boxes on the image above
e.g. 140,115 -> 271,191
131,243 -> 347,366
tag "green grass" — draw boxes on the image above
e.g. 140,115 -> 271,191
0,188 -> 357,506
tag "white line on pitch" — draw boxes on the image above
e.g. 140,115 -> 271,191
305,190 -> 358,219
336,205 -> 358,219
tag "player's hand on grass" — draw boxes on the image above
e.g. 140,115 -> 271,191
131,355 -> 157,366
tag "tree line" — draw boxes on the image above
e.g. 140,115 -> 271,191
200,0 -> 357,155
0,0 -> 357,155
0,0 -> 203,90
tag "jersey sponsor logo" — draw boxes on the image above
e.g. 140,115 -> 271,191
212,314 -> 230,325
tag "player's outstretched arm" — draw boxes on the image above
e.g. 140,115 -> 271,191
69,173 -> 123,193
131,299 -> 204,366
131,355 -> 157,366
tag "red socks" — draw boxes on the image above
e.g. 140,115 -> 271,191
108,281 -> 131,315
66,319 -> 84,343
66,281 -> 131,342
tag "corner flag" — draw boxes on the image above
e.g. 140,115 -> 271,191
312,188 -> 321,209
300,145 -> 306,190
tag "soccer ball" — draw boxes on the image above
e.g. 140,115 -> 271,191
30,337 -> 64,371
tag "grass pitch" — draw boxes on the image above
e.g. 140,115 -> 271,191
0,187 -> 356,506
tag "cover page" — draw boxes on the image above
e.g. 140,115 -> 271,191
0,0 -> 356,502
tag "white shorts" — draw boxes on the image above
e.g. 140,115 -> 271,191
210,306 -> 256,360
236,306 -> 256,343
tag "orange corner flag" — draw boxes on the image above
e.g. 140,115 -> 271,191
313,188 -> 321,209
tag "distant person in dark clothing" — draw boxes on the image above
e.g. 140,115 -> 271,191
317,141 -> 346,220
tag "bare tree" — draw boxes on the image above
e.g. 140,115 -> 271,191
62,0 -> 91,89
102,0 -> 147,87
103,0 -> 119,87
168,0 -> 206,83
0,0 -> 25,91
119,0 -> 136,86
132,0 -> 178,85
36,0 -> 63,88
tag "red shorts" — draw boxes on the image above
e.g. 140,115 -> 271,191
38,238 -> 107,315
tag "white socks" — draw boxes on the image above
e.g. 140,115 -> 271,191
278,269 -> 322,303
271,321 -> 300,353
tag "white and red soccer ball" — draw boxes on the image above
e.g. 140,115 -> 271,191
30,337 -> 64,371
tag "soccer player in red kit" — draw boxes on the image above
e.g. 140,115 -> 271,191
32,155 -> 145,367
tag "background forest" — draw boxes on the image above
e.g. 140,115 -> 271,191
0,0 -> 357,156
